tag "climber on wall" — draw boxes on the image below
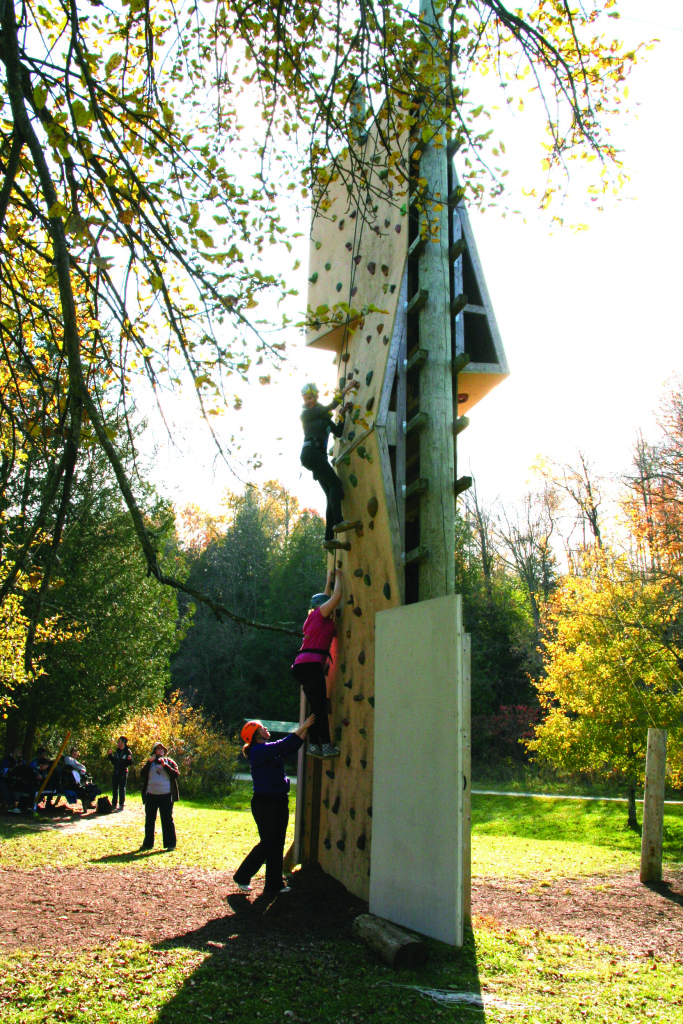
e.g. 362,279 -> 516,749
291,567 -> 344,759
299,380 -> 358,551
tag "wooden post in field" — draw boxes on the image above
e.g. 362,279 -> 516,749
640,728 -> 667,883
462,633 -> 472,925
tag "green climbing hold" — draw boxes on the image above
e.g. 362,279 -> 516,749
309,272 -> 318,283
357,445 -> 366,459
324,837 -> 332,849
336,839 -> 345,851
353,694 -> 364,702
367,496 -> 379,518
383,582 -> 391,600
366,396 -> 375,412
353,568 -> 363,578
364,574 -> 371,586
336,282 -> 343,292
368,696 -> 375,708
347,430 -> 355,441
323,798 -> 330,809
366,370 -> 373,386
349,473 -> 358,487
389,284 -> 396,293
314,240 -> 322,249
359,727 -> 367,738
343,679 -> 353,688
324,261 -> 331,271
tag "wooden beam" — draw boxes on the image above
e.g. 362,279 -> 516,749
640,729 -> 668,883
406,348 -> 428,373
406,288 -> 429,317
464,303 -> 486,315
449,238 -> 466,264
353,914 -> 428,969
453,415 -> 469,437
448,186 -> 465,207
402,544 -> 429,566
404,412 -> 429,437
451,352 -> 470,376
450,292 -> 467,318
408,235 -> 427,260
403,478 -> 428,500
447,138 -> 461,161
455,475 -> 472,497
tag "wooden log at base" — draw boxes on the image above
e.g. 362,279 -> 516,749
352,913 -> 429,969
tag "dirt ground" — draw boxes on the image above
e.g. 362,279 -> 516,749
0,864 -> 681,960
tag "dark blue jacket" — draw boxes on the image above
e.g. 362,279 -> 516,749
249,733 -> 302,795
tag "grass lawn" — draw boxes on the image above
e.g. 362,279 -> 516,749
0,787 -> 682,1022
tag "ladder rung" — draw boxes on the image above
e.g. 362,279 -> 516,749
449,238 -> 466,263
451,293 -> 468,317
451,352 -> 470,376
402,478 -> 429,500
407,289 -> 429,316
406,348 -> 428,373
404,412 -> 429,436
408,235 -> 427,260
453,415 -> 470,437
464,304 -> 486,315
402,545 -> 429,566
448,187 -> 466,207
455,475 -> 472,497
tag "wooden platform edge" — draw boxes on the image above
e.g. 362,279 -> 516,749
352,913 -> 429,969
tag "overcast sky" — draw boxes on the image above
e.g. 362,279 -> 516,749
147,0 -> 683,520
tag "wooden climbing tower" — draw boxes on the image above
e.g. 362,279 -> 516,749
295,38 -> 508,945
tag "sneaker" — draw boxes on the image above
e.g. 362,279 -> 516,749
308,744 -> 322,757
139,845 -> 153,851
333,520 -> 358,534
321,744 -> 340,758
111,804 -> 118,811
279,886 -> 291,893
234,881 -> 252,892
322,539 -> 351,551
164,845 -> 176,851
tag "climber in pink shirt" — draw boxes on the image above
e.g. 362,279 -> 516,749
291,567 -> 344,758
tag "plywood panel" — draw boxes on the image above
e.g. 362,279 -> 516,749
370,595 -> 464,946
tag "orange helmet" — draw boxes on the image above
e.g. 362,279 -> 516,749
240,720 -> 263,745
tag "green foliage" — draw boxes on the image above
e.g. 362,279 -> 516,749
172,482 -> 326,727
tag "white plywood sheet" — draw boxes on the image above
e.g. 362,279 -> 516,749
370,594 -> 464,946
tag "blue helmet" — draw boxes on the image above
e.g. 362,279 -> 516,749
310,593 -> 328,609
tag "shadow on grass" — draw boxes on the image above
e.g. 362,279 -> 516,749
150,867 -> 485,1024
90,848 -> 169,864
643,877 -> 683,908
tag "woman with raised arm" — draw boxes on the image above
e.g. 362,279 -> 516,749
233,714 -> 315,895
291,566 -> 344,759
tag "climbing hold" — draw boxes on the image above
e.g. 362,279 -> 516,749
314,240 -> 322,249
358,650 -> 365,665
351,287 -> 358,297
324,261 -> 331,271
342,718 -> 350,727
366,397 -> 375,412
347,430 -> 355,441
345,242 -> 352,251
368,696 -> 375,708
345,756 -> 351,767
384,218 -> 391,227
350,210 -> 357,219
382,582 -> 391,599
350,807 -> 356,820
353,254 -> 362,265
360,759 -> 367,770
341,663 -> 347,673
349,473 -> 358,487
353,568 -> 364,577
395,224 -> 401,233
377,323 -> 384,334
389,284 -> 396,293
335,608 -> 342,618
367,496 -> 378,518
369,521 -> 375,530
353,693 -> 365,702
332,795 -> 341,815
309,272 -> 318,283
353,606 -> 362,617
383,336 -> 389,345
357,833 -> 367,851
346,596 -> 354,605
346,629 -> 351,638
366,370 -> 374,386
324,837 -> 332,850
326,769 -> 335,780
336,282 -> 343,292
339,219 -> 345,229
341,352 -> 350,363
359,727 -> 367,738
337,840 -> 346,851
381,265 -> 389,276
344,679 -> 353,688
364,574 -> 371,586
367,262 -> 376,274
367,806 -> 373,817
335,726 -> 342,740
366,335 -> 372,344
322,797 -> 330,809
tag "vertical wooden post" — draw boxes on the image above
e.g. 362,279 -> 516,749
417,0 -> 455,600
462,633 -> 471,924
640,728 -> 668,883
292,687 -> 308,866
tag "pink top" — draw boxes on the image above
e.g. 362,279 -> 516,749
293,607 -> 336,665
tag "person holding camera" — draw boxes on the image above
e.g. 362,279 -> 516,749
107,736 -> 133,811
139,742 -> 179,851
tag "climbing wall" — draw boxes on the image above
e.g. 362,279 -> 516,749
302,120 -> 508,904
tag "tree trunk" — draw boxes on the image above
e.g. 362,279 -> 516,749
627,779 -> 638,830
22,710 -> 38,761
3,711 -> 23,757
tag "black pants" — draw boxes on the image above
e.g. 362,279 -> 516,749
112,773 -> 127,808
291,661 -> 331,746
300,444 -> 343,541
233,792 -> 289,892
144,793 -> 176,848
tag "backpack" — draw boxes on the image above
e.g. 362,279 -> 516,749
97,795 -> 113,815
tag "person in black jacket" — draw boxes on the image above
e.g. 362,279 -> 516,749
107,737 -> 133,811
299,380 -> 358,550
233,715 -> 314,894
139,742 -> 179,851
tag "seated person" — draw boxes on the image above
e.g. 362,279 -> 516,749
0,748 -> 24,813
64,747 -> 87,785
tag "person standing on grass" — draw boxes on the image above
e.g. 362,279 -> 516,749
291,567 -> 344,759
233,715 -> 314,895
139,742 -> 179,851
108,736 -> 133,811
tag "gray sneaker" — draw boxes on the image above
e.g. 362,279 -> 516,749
308,744 -> 322,757
321,744 -> 340,759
